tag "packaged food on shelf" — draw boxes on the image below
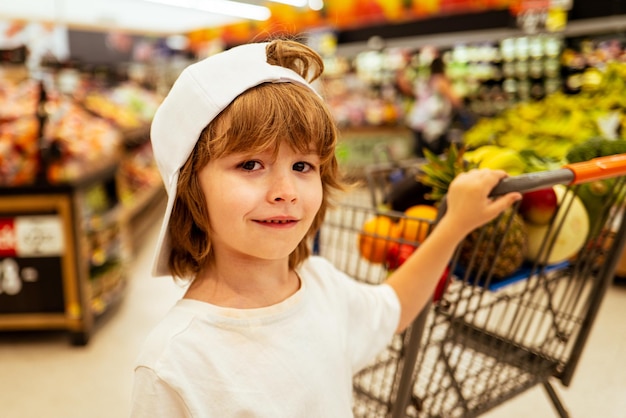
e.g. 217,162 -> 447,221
43,97 -> 122,183
82,82 -> 161,130
0,116 -> 40,186
0,76 -> 41,186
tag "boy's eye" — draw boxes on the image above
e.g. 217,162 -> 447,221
239,160 -> 262,171
293,161 -> 314,172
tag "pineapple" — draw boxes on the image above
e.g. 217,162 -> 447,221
459,209 -> 527,279
420,144 -> 527,279
419,144 -> 472,203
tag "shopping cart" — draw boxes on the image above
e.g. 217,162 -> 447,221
316,154 -> 626,417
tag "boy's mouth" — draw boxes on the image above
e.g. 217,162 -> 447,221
257,219 -> 296,224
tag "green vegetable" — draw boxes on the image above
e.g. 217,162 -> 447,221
566,137 -> 626,163
566,136 -> 626,238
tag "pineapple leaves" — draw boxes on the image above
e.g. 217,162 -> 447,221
418,143 -> 477,203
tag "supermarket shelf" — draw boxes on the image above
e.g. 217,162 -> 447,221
90,264 -> 126,317
122,182 -> 166,255
337,14 -> 626,57
123,182 -> 165,221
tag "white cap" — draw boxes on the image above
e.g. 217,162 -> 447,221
150,42 -> 318,277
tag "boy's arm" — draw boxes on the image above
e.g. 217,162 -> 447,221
384,169 -> 521,333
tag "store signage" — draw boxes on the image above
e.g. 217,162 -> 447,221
0,216 -> 65,258
511,0 -> 572,33
511,0 -> 572,14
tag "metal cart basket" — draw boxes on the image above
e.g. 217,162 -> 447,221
316,154 -> 626,417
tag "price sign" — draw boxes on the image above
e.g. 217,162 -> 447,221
0,215 -> 65,258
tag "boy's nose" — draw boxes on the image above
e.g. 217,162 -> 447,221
269,174 -> 297,203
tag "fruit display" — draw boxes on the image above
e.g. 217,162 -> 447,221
463,61 -> 626,164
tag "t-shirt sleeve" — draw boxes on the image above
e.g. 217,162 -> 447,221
130,366 -> 192,418
345,281 -> 401,372
305,257 -> 401,374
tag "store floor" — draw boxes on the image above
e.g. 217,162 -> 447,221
1,213 -> 625,418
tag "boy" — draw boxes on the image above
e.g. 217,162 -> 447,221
131,39 -> 519,417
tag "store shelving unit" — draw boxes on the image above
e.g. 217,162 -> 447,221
0,162 -> 132,345
0,62 -> 165,344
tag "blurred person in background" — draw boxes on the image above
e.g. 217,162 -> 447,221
400,48 -> 464,157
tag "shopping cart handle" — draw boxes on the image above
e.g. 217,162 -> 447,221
489,168 -> 575,197
437,154 -> 626,220
564,153 -> 626,184
437,168 -> 574,221
491,154 -> 626,196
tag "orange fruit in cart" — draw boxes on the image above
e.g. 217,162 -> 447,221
358,215 -> 399,264
394,205 -> 438,244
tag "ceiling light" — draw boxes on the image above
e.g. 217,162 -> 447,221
269,0 -> 307,6
143,0 -> 271,21
308,0 -> 323,11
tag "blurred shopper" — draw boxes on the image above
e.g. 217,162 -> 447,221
402,50 -> 463,157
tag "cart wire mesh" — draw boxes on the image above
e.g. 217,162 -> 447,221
316,156 -> 626,418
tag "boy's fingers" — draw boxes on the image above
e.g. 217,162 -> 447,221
491,192 -> 522,213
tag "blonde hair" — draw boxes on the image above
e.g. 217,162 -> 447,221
168,39 -> 344,279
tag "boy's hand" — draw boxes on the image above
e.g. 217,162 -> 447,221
445,169 -> 522,235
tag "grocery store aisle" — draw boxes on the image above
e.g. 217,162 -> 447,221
0,213 -> 625,418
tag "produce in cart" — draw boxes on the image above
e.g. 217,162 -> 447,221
358,215 -> 400,264
566,136 -> 626,233
518,187 -> 558,225
393,204 -> 437,244
525,185 -> 589,265
420,144 -> 527,279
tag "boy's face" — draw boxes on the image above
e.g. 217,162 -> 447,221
198,142 -> 323,266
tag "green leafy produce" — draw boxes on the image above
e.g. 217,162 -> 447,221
419,144 -> 475,203
565,136 -> 626,236
565,137 -> 626,163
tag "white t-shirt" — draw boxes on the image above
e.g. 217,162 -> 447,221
130,256 -> 400,417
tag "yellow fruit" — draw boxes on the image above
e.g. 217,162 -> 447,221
358,216 -> 399,264
394,205 -> 438,244
478,148 -> 527,175
464,145 -> 505,164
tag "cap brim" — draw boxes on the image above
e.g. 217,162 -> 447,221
151,171 -> 179,277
